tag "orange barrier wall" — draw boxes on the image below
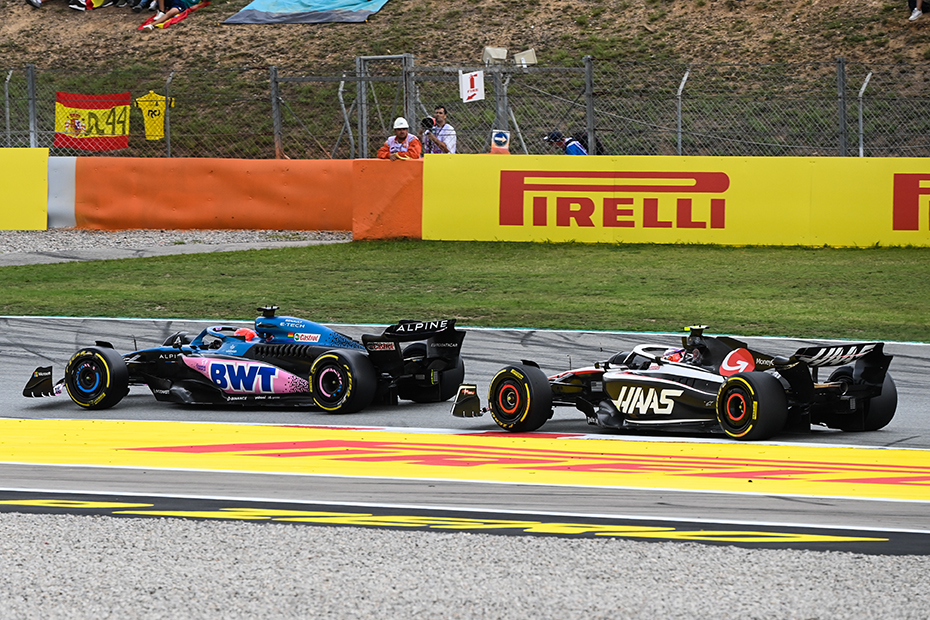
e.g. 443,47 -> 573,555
74,158 -> 354,230
351,159 -> 423,240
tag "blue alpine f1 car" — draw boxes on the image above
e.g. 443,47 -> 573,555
24,306 -> 466,413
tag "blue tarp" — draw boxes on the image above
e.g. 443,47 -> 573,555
224,0 -> 391,23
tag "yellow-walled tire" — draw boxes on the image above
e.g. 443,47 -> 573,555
716,372 -> 788,440
310,349 -> 377,414
64,347 -> 129,410
488,364 -> 553,432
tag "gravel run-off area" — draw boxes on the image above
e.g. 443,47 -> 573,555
0,229 -> 352,254
0,512 -> 928,619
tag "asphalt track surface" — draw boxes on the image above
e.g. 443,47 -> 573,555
2,316 -> 929,554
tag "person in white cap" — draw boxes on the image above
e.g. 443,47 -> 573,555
377,117 -> 422,160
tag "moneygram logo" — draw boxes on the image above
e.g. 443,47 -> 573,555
499,170 -> 730,229
893,174 -> 930,230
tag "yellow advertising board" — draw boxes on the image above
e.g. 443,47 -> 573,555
0,148 -> 48,230
422,155 -> 930,246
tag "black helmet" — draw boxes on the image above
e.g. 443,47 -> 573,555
543,131 -> 563,143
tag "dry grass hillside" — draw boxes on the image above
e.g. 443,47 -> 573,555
1,0 -> 928,71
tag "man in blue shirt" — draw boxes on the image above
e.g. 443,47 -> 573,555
544,131 -> 588,155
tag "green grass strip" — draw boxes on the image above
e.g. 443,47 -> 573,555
4,240 -> 928,342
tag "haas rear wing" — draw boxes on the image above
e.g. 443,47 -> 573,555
789,342 -> 892,385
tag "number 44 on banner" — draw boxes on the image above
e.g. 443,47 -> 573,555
459,70 -> 485,103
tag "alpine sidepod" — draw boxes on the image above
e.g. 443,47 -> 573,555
25,306 -> 466,414
452,326 -> 896,441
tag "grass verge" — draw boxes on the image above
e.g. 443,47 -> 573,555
3,240 -> 928,342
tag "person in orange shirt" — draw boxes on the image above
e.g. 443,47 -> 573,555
377,117 -> 421,160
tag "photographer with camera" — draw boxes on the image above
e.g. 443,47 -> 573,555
420,105 -> 457,154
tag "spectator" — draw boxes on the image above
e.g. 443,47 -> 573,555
377,117 -> 422,160
141,0 -> 197,29
543,131 -> 588,155
421,105 -> 457,154
909,0 -> 923,20
132,0 -> 157,12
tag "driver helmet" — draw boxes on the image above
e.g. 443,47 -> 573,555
662,347 -> 685,363
234,328 -> 259,342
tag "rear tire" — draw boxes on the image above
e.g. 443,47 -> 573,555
488,364 -> 553,432
827,367 -> 897,432
716,372 -> 788,440
398,343 -> 466,403
310,349 -> 377,414
64,347 -> 129,410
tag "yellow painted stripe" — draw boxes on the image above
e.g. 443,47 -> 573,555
1,419 -> 929,501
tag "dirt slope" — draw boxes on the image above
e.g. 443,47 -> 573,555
0,0 -> 927,71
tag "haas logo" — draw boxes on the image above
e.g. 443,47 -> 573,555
614,386 -> 683,415
720,349 -> 755,377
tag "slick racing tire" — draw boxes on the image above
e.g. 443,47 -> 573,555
827,366 -> 897,432
398,343 -> 466,403
488,364 -> 553,432
716,371 -> 788,440
64,346 -> 130,410
310,349 -> 377,414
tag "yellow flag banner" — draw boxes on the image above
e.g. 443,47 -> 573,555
54,92 -> 130,151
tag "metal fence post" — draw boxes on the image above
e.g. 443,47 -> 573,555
676,67 -> 690,156
857,71 -> 872,158
337,75 -> 355,159
493,65 -> 509,133
27,64 -> 37,148
584,55 -> 595,155
4,70 -> 12,148
165,71 -> 175,157
837,57 -> 848,157
356,57 -> 368,157
270,66 -> 284,159
403,53 -> 416,125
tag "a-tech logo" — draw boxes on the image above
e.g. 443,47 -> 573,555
499,170 -> 730,229
893,174 -> 930,230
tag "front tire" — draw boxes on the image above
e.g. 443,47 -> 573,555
310,349 -> 377,414
716,372 -> 788,440
488,364 -> 553,432
64,347 -> 129,410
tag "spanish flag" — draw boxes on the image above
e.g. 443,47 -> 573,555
54,92 -> 131,151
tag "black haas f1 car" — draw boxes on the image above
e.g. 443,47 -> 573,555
452,326 -> 896,441
24,307 -> 466,414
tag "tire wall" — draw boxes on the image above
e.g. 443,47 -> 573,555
13,154 -> 423,236
422,155 -> 930,247
14,152 -> 930,246
0,148 -> 48,230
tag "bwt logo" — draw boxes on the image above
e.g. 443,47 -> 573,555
209,361 -> 278,393
499,170 -> 730,229
893,174 -> 930,230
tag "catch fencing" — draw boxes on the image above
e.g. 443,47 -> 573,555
4,57 -> 929,159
